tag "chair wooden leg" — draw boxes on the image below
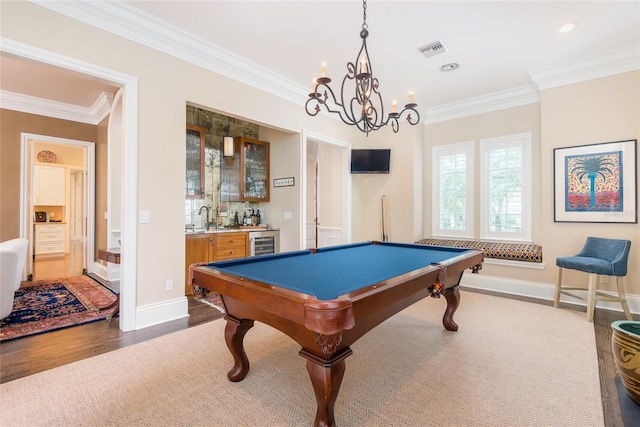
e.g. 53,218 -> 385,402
586,273 -> 597,322
554,267 -> 563,308
615,276 -> 633,321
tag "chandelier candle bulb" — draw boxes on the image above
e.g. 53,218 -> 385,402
408,92 -> 414,103
321,61 -> 326,77
313,78 -> 318,91
392,101 -> 397,113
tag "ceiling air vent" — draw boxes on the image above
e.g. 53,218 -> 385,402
419,41 -> 447,58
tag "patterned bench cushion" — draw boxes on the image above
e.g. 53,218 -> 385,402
415,238 -> 543,263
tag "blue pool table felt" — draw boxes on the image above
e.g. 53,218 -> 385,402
207,242 -> 472,300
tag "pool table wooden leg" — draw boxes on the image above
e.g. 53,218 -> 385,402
442,285 -> 461,331
224,316 -> 255,382
300,347 -> 353,427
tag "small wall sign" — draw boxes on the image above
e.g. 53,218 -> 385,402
274,177 -> 295,187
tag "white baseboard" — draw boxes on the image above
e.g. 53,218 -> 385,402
460,272 -> 640,315
135,296 -> 189,330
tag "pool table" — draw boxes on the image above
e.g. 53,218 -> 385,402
192,241 -> 483,427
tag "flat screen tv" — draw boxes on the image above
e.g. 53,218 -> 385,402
350,149 -> 391,174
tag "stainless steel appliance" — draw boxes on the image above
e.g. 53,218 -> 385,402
249,230 -> 279,257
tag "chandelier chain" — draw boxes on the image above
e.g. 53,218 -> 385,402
362,0 -> 367,30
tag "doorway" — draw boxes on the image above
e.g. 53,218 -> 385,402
301,131 -> 352,249
24,136 -> 94,281
6,38 -> 138,331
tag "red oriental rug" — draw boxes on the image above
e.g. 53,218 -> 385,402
192,285 -> 226,313
0,275 -> 118,342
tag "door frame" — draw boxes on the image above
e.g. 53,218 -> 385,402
5,38 -> 139,332
21,135 -> 95,277
300,130 -> 352,249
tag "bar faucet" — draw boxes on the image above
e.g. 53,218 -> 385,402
198,205 -> 210,230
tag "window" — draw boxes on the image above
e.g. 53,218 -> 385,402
432,142 -> 474,238
431,133 -> 532,243
479,133 -> 531,242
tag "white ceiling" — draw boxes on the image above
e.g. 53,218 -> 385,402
2,1 -> 639,121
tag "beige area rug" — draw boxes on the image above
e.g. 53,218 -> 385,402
0,291 -> 603,426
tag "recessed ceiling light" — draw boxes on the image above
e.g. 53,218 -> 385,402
558,22 -> 577,33
440,63 -> 460,72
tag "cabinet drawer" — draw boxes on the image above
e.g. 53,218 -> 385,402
35,229 -> 65,241
35,225 -> 65,241
215,247 -> 247,261
213,232 -> 247,261
35,241 -> 64,255
214,233 -> 246,248
35,224 -> 64,232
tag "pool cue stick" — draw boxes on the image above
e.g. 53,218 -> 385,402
381,196 -> 388,242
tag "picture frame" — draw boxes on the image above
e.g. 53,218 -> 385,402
274,177 -> 295,187
554,139 -> 637,223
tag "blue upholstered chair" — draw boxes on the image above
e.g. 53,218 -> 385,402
554,237 -> 632,322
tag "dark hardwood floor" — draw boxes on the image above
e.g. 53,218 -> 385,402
0,296 -> 224,384
0,287 -> 635,426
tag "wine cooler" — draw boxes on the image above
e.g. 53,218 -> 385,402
249,230 -> 279,257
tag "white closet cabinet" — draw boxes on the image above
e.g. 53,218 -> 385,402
35,165 -> 65,205
34,223 -> 65,256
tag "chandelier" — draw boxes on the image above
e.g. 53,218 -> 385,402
305,0 -> 420,135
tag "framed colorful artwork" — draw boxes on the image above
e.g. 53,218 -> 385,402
554,139 -> 637,223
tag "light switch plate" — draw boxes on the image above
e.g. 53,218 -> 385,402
139,210 -> 150,224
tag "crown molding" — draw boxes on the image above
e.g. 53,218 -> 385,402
0,89 -> 111,125
30,0 -> 309,107
92,91 -> 114,124
531,46 -> 640,91
26,1 -> 640,126
425,85 -> 540,124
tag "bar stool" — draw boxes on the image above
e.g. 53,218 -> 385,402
554,237 -> 633,322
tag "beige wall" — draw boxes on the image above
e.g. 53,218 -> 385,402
424,72 -> 639,296
2,0 -> 356,309
2,1 -> 637,321
0,109 -> 97,242
351,124 -> 422,243
424,103 -> 542,242
540,71 -> 640,296
318,143 -> 345,229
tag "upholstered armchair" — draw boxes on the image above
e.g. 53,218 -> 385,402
0,238 -> 29,320
554,237 -> 632,322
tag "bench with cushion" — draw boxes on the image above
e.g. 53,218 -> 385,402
415,238 -> 542,263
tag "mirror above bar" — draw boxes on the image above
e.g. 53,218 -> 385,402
185,105 -> 267,231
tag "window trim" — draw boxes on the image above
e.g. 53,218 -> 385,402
432,141 -> 475,239
479,133 -> 532,242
